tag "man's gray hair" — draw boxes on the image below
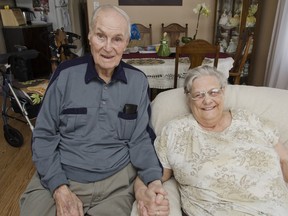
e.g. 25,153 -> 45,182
89,4 -> 131,39
184,65 -> 228,94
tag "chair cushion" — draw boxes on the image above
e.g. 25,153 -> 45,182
130,84 -> 288,216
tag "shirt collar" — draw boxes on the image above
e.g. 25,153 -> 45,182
85,54 -> 127,84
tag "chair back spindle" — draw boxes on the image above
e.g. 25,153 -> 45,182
161,23 -> 188,47
229,34 -> 253,84
174,39 -> 220,88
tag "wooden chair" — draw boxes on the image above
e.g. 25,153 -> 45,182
49,28 -> 80,73
229,34 -> 253,84
174,39 -> 220,88
161,23 -> 188,47
128,23 -> 152,47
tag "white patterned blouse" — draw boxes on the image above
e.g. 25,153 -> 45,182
155,109 -> 288,216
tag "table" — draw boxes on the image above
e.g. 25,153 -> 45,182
122,53 -> 234,89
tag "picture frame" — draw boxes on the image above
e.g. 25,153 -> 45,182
118,0 -> 182,6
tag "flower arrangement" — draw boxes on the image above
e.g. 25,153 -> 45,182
192,3 -> 210,39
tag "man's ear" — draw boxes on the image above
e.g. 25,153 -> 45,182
126,37 -> 130,46
87,33 -> 91,44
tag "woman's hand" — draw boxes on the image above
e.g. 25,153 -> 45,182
53,185 -> 84,216
275,143 -> 288,182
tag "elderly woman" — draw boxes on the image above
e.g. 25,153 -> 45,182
135,65 -> 288,216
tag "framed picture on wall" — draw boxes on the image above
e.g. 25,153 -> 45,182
33,0 -> 49,12
119,0 -> 182,6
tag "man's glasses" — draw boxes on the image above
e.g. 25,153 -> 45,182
187,87 -> 223,101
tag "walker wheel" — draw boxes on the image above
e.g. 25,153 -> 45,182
3,125 -> 24,147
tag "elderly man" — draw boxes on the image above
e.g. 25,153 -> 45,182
20,5 -> 167,216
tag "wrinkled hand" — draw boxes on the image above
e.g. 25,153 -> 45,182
137,180 -> 169,216
53,185 -> 84,216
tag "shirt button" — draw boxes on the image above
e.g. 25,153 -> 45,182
102,101 -> 106,105
104,86 -> 108,90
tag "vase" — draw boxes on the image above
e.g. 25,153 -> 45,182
181,36 -> 193,44
157,40 -> 170,57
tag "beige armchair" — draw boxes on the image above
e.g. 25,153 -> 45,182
131,84 -> 288,215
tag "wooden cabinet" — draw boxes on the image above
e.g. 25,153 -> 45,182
2,23 -> 53,78
213,0 -> 261,83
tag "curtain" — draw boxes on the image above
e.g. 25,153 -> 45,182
54,0 -> 71,31
264,0 -> 288,89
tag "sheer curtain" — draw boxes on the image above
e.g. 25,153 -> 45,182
264,0 -> 288,89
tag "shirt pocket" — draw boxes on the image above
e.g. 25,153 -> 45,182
60,107 -> 87,136
117,112 -> 138,140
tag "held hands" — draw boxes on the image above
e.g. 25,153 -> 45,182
137,180 -> 170,216
53,185 -> 84,216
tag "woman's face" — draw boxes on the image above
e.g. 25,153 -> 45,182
187,75 -> 225,127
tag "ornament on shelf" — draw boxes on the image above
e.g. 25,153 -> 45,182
226,39 -> 237,53
246,4 -> 258,27
219,39 -> 228,52
228,14 -> 240,27
218,9 -> 228,26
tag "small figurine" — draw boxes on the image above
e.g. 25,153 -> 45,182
219,39 -> 228,52
157,32 -> 170,57
246,4 -> 258,27
228,13 -> 240,27
226,39 -> 237,53
218,9 -> 228,26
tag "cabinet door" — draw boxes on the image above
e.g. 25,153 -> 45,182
3,24 -> 53,78
213,0 -> 259,54
23,25 -> 53,78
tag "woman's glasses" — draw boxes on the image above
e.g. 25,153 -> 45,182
188,87 -> 223,101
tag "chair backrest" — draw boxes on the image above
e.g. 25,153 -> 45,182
49,28 -> 80,73
229,34 -> 253,84
174,39 -> 220,88
150,85 -> 288,147
161,23 -> 188,47
128,23 -> 152,47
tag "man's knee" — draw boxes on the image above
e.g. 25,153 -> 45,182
19,173 -> 56,216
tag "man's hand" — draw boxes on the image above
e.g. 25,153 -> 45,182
136,180 -> 169,216
53,185 -> 84,216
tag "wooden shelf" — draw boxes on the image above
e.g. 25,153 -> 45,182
213,0 -> 261,83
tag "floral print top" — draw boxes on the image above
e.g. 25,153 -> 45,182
155,109 -> 288,216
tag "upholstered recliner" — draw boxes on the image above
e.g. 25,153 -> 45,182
131,84 -> 288,215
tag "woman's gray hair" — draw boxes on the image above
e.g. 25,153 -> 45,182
184,65 -> 228,94
89,4 -> 131,39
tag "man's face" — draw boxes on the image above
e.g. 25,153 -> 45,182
88,9 -> 129,75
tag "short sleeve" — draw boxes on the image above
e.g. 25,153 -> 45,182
259,116 -> 279,146
154,125 -> 171,169
247,110 -> 280,147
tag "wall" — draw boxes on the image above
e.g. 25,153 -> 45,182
87,0 -> 216,44
0,0 -> 279,86
0,0 -> 83,55
0,0 -> 215,54
0,0 -> 15,54
85,0 -> 278,86
249,0 -> 278,86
